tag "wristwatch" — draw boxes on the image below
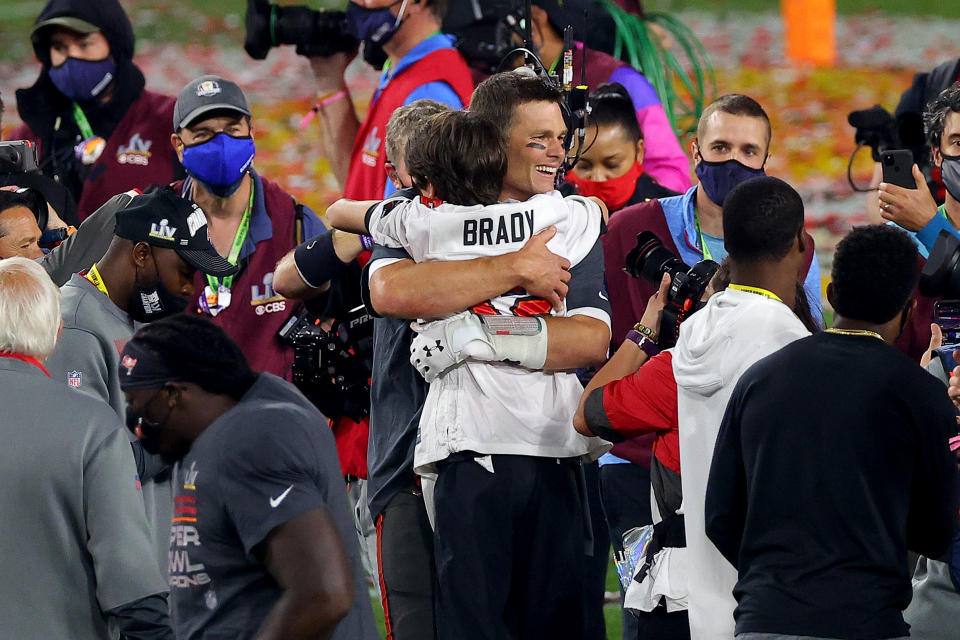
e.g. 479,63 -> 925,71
625,330 -> 661,358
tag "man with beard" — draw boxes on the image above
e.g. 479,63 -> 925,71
120,314 -> 378,640
45,188 -> 236,574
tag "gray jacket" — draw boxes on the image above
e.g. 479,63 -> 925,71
0,357 -> 168,638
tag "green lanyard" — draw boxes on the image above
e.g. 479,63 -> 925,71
694,210 -> 713,261
206,185 -> 255,291
72,102 -> 95,139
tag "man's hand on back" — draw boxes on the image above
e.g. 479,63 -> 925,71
506,226 -> 571,310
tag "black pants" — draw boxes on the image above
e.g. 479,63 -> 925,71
599,463 -> 653,640
433,454 -> 589,640
376,487 -> 436,640
583,460 -> 609,640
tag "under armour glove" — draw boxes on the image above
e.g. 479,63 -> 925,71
409,311 -> 549,383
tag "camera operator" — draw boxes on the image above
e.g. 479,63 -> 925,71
10,0 -> 182,221
309,0 -> 474,200
168,75 -> 325,379
0,185 -> 137,287
1,93 -> 78,226
587,176 -> 811,640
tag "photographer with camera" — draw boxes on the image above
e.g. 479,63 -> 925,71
308,0 -> 474,201
10,0 -> 182,222
871,85 -> 960,360
168,75 -> 324,380
604,94 -> 822,350
584,176 -> 812,640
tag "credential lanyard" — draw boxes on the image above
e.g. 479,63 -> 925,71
84,263 -> 109,296
729,283 -> 782,302
205,186 -> 255,291
694,211 -> 713,261
72,102 -> 95,140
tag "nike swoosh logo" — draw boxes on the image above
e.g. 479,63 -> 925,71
269,485 -> 294,508
598,291 -> 609,301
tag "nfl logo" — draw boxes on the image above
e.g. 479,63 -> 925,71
67,371 -> 82,388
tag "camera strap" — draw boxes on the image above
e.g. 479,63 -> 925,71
728,283 -> 782,303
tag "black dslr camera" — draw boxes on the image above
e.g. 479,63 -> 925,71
279,305 -> 373,422
244,0 -> 358,60
846,105 -> 928,191
625,231 -> 719,349
0,140 -> 40,173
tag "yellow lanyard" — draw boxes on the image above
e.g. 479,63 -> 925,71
84,263 -> 109,296
728,283 -> 782,302
694,211 -> 714,261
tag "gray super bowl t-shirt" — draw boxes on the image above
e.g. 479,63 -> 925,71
168,373 -> 378,640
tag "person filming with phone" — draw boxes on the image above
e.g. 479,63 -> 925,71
877,85 -> 960,359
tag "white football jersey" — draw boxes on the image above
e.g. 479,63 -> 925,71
367,190 -> 611,471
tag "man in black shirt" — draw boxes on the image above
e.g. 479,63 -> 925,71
119,315 -> 378,640
706,224 -> 958,640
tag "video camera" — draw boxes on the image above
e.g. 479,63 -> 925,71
243,0 -> 358,60
278,305 -> 374,423
624,231 -> 719,349
846,105 -> 929,192
0,140 -> 40,174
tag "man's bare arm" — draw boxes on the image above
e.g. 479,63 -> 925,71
326,199 -> 378,234
310,54 -> 360,189
370,226 -> 571,319
542,315 -> 610,370
255,509 -> 353,640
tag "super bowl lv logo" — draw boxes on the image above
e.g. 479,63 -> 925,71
251,272 -> 286,315
117,133 -> 152,166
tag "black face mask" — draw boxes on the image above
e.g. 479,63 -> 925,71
126,389 -> 170,451
127,249 -> 189,323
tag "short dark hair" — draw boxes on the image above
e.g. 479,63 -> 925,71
924,84 -> 960,150
831,225 -> 918,324
426,0 -> 448,21
129,315 -> 257,400
470,70 -> 563,134
722,176 -> 804,263
586,83 -> 641,142
0,190 -> 42,237
697,93 -> 771,148
406,110 -> 506,206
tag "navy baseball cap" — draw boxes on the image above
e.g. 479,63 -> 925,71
174,75 -> 252,131
114,190 -> 237,278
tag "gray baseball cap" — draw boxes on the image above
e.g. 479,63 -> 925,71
30,16 -> 99,43
173,75 -> 252,131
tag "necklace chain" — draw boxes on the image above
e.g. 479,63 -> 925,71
825,328 -> 884,341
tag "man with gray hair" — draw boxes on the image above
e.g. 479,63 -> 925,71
0,257 -> 171,639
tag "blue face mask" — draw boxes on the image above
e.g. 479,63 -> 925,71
181,132 -> 256,198
346,0 -> 407,46
695,157 -> 766,206
48,57 -> 117,101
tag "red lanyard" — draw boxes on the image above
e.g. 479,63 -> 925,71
0,351 -> 51,377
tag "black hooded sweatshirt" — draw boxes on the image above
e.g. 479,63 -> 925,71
15,0 -> 149,202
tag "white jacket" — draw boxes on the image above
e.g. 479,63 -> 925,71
672,288 -> 810,639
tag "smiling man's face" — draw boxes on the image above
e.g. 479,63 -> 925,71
501,100 -> 567,201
